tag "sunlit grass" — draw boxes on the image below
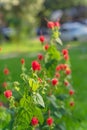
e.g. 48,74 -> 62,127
0,38 -> 42,54
68,41 -> 87,129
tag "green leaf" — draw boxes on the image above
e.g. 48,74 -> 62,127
20,96 -> 26,107
34,107 -> 44,124
47,45 -> 61,60
42,125 -> 49,130
27,126 -> 32,130
29,78 -> 39,91
36,93 -> 45,108
32,81 -> 39,91
54,111 -> 62,119
57,94 -> 68,101
56,37 -> 63,45
33,93 -> 45,108
29,78 -> 34,87
47,95 -> 58,108
0,107 -> 11,129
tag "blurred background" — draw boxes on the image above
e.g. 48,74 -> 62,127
1,0 -> 87,41
0,0 -> 87,129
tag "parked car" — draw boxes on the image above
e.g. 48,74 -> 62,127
36,27 -> 49,35
60,22 -> 87,42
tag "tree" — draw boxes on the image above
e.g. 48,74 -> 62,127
44,0 -> 87,11
0,0 -> 44,37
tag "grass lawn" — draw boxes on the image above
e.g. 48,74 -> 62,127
0,40 -> 87,129
67,41 -> 87,129
0,38 -> 42,54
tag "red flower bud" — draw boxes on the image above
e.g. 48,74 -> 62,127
4,90 -> 12,98
21,58 -> 25,64
2,82 -> 7,88
64,81 -> 69,86
3,68 -> 10,75
32,60 -> 41,71
38,77 -> 42,83
63,64 -> 68,70
70,101 -> 75,107
64,54 -> 69,60
46,117 -> 53,126
59,64 -> 65,70
31,117 -> 39,126
62,49 -> 68,55
69,89 -> 74,96
55,73 -> 60,78
44,44 -> 49,50
47,21 -> 54,29
39,35 -> 45,43
54,21 -> 60,27
38,54 -> 44,61
65,68 -> 71,75
56,65 -> 61,71
52,78 -> 58,86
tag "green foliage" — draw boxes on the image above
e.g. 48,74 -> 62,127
33,93 -> 45,108
0,107 -> 11,129
0,21 -> 75,130
29,78 -> 39,91
12,95 -> 44,129
44,0 -> 87,10
0,40 -> 87,129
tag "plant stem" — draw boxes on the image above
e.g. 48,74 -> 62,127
32,127 -> 35,130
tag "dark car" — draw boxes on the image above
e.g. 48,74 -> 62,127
36,27 -> 49,35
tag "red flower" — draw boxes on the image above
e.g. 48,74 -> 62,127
39,35 -> 45,43
21,58 -> 25,64
59,64 -> 65,70
38,77 -> 42,83
44,44 -> 49,50
65,68 -> 71,75
64,54 -> 69,60
69,89 -> 74,96
3,68 -> 10,75
47,21 -> 54,29
32,60 -> 41,71
52,78 -> 58,86
55,73 -> 60,78
56,65 -> 61,71
38,54 -> 44,61
54,21 -> 60,27
64,81 -> 69,86
46,117 -> 53,126
31,117 -> 39,126
2,82 -> 7,88
63,64 -> 68,70
4,90 -> 12,98
70,101 -> 75,107
62,49 -> 68,55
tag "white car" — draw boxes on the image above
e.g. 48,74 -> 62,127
60,22 -> 87,42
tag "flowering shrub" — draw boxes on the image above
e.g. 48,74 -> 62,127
2,21 -> 75,130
